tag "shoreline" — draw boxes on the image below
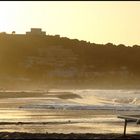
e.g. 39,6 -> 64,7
1,86 -> 140,92
0,132 -> 139,139
0,89 -> 139,135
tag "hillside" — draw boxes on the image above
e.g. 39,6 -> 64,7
0,32 -> 140,89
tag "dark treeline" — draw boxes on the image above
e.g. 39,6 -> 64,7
0,33 -> 140,89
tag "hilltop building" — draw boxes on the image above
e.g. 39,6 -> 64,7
26,28 -> 46,35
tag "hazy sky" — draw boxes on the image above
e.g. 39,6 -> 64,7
0,1 -> 140,46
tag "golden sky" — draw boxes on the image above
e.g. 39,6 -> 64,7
0,1 -> 140,46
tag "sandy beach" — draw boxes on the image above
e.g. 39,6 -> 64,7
0,89 -> 139,139
0,132 -> 140,139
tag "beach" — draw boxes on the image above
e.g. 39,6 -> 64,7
0,89 -> 140,139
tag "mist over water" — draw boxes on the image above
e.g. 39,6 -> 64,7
26,89 -> 140,111
0,89 -> 140,134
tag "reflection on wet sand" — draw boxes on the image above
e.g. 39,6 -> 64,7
0,89 -> 140,134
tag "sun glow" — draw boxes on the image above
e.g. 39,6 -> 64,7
0,1 -> 140,46
0,2 -> 22,33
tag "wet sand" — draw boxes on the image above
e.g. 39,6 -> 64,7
0,90 -> 139,138
0,132 -> 140,139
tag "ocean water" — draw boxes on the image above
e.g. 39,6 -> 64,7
22,89 -> 140,111
0,89 -> 140,134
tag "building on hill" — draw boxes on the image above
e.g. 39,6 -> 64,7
0,32 -> 6,34
26,28 -> 46,35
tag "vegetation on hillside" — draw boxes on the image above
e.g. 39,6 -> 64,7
0,33 -> 140,89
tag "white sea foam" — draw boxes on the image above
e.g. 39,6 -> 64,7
19,89 -> 140,112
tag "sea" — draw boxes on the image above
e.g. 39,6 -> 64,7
0,89 -> 140,134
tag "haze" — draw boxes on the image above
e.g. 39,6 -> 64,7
0,1 -> 140,46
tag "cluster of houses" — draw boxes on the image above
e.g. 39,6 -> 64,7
0,28 -> 131,81
0,28 -> 46,36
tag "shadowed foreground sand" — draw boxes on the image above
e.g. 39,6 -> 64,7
0,132 -> 140,139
